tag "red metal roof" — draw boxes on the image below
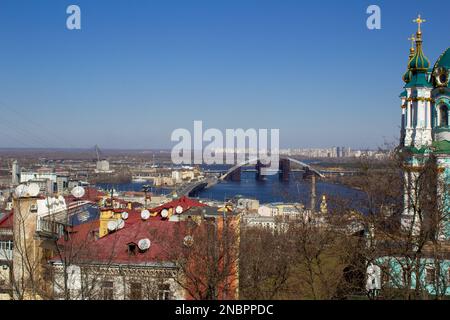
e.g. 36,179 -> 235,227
0,210 -> 13,229
49,197 -> 237,300
53,216 -> 185,265
52,196 -> 206,265
65,187 -> 106,204
149,196 -> 206,214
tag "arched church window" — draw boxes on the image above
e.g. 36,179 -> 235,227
439,105 -> 448,127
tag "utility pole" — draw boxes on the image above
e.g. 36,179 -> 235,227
110,188 -> 114,209
310,174 -> 316,212
142,184 -> 151,209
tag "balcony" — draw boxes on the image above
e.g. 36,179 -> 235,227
0,229 -> 13,237
36,217 -> 65,239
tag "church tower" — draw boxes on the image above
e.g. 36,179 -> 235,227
400,35 -> 416,146
401,15 -> 433,236
366,15 -> 450,298
401,16 -> 450,240
403,15 -> 433,149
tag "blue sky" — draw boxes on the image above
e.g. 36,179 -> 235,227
0,0 -> 448,149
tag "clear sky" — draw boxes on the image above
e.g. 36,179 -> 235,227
0,0 -> 448,150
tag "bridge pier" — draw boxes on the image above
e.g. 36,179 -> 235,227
303,169 -> 317,212
221,157 -> 324,183
279,158 -> 290,182
255,160 -> 270,181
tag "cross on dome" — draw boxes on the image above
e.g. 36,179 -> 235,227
413,14 -> 426,33
408,34 -> 416,48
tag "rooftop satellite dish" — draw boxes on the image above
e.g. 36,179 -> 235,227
161,209 -> 169,218
121,211 -> 129,220
175,205 -> 183,214
183,235 -> 194,247
107,220 -> 117,232
71,186 -> 85,199
15,184 -> 28,198
27,183 -> 40,197
141,209 -> 150,220
138,238 -> 151,251
117,219 -> 125,229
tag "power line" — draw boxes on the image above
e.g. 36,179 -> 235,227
0,100 -> 79,148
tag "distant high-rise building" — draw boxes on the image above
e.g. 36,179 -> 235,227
345,147 -> 352,157
95,160 -> 113,173
11,160 -> 20,185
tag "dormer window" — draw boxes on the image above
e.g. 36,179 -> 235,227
127,242 -> 137,255
90,230 -> 99,240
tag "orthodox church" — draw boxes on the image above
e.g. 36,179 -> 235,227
366,15 -> 450,298
400,15 -> 450,240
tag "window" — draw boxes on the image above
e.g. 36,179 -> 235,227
439,105 -> 448,127
402,267 -> 411,287
0,241 -> 13,251
425,267 -> 436,285
101,281 -> 114,300
129,282 -> 142,300
381,264 -> 390,287
158,284 -> 171,300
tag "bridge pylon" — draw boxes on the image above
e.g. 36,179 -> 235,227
255,160 -> 269,181
279,158 -> 291,182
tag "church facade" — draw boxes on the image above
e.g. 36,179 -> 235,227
366,16 -> 450,298
401,16 -> 450,240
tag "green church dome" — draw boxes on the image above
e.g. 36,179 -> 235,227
432,48 -> 450,88
402,70 -> 412,83
409,46 -> 430,71
434,47 -> 450,70
404,26 -> 433,88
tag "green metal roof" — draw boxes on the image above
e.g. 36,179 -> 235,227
432,140 -> 450,154
402,70 -> 412,83
434,47 -> 450,70
404,145 -> 430,154
404,72 -> 433,88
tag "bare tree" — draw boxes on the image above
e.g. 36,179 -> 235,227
160,212 -> 240,300
239,225 -> 291,300
346,151 -> 450,300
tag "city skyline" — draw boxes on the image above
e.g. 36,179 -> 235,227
0,0 -> 449,150
1,1 -> 450,303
